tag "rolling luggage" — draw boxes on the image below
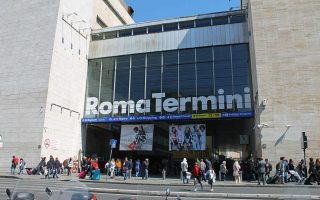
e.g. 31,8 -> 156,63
78,171 -> 87,179
91,169 -> 101,180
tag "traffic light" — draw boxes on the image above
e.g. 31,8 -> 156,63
301,132 -> 308,149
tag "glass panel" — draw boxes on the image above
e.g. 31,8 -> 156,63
163,51 -> 178,114
195,18 -> 211,27
130,54 -> 145,104
179,20 -> 194,29
114,55 -> 130,102
197,47 -> 214,97
214,46 -> 232,110
163,23 -> 178,31
148,25 -> 163,34
85,59 -> 101,117
119,29 -> 132,37
105,31 -> 117,39
212,17 -> 229,26
133,27 -> 147,35
230,15 -> 246,23
146,52 -> 162,114
100,58 -> 114,103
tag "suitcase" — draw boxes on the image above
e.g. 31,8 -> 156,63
78,171 -> 87,179
91,169 -> 101,180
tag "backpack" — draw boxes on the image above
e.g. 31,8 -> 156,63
14,158 -> 19,165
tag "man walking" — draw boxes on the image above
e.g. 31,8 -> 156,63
257,158 -> 266,185
265,158 -> 272,179
181,158 -> 189,184
200,159 -> 207,181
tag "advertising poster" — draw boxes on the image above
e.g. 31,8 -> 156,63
120,124 -> 154,151
169,124 -> 206,151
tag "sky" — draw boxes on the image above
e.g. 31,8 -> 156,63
125,0 -> 240,23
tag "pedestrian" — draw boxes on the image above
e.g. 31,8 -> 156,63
205,158 -> 212,171
192,163 -> 203,191
46,155 -> 55,179
144,158 -> 149,180
135,159 -> 141,177
18,158 -> 26,175
308,158 -> 317,182
115,159 -> 122,176
181,158 -> 189,184
257,158 -> 266,185
122,157 -> 129,180
265,159 -> 272,179
105,160 -> 110,177
11,156 -> 19,174
284,159 -> 289,183
315,158 -> 320,185
276,157 -> 285,184
66,157 -> 73,176
53,157 -> 60,178
162,159 -> 168,180
219,161 -> 227,181
200,159 -> 207,181
128,159 -> 133,179
205,166 -> 215,191
233,161 -> 241,184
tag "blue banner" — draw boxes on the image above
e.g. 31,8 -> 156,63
81,112 -> 254,124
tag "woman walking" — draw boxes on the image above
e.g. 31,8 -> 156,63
233,161 -> 241,184
205,166 -> 216,191
192,163 -> 203,191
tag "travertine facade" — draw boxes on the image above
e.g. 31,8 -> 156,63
0,0 -> 133,172
247,0 -> 320,163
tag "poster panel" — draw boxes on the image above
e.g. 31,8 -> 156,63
169,124 -> 206,151
120,124 -> 154,151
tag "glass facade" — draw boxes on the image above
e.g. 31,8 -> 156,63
85,44 -> 252,117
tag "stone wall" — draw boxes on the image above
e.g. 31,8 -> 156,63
248,0 -> 320,164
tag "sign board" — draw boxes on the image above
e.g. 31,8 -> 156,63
301,132 -> 308,149
110,139 -> 117,149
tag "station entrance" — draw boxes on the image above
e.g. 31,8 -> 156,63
84,118 -> 255,176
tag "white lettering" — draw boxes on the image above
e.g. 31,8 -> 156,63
192,96 -> 217,111
244,87 -> 251,108
179,97 -> 192,111
86,97 -> 98,115
99,101 -> 113,115
226,94 -> 243,109
218,89 -> 225,109
152,93 -> 165,113
163,98 -> 179,112
113,100 -> 135,114
136,99 -> 151,113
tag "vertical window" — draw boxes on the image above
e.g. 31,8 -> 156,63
179,49 -> 196,113
196,47 -> 214,96
114,56 -> 130,112
162,50 -> 178,113
146,52 -> 162,114
86,59 -> 101,117
130,54 -> 146,115
100,58 -> 115,116
214,46 -> 232,110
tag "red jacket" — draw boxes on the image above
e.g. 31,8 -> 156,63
192,165 -> 201,177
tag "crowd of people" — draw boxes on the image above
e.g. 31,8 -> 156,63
10,155 -> 74,178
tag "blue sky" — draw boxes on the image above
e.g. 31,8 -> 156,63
125,0 -> 240,23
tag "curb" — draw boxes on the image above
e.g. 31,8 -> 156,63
80,179 -> 320,188
88,188 -> 320,199
0,175 -> 20,179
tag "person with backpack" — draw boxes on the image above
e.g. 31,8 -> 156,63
192,162 -> 203,191
205,166 -> 216,191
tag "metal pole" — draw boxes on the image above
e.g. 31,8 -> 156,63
109,148 -> 113,161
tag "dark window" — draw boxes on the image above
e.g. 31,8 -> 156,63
105,31 -> 117,39
163,51 -> 178,108
196,47 -> 214,98
130,54 -> 146,103
96,16 -> 107,28
163,23 -> 178,31
86,59 -> 101,117
148,25 -> 163,34
114,56 -> 130,103
212,17 -> 229,26
133,27 -> 147,35
91,33 -> 103,41
230,15 -> 246,23
179,49 -> 196,107
100,58 -> 115,108
146,52 -> 162,114
214,46 -> 232,98
119,29 -> 132,37
179,20 -> 194,29
195,18 -> 211,27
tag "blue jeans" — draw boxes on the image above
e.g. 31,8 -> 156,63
123,168 -> 128,180
135,168 -> 140,177
11,164 -> 16,174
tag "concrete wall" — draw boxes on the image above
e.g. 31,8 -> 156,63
41,0 -> 134,162
0,0 -> 60,172
248,0 -> 320,164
